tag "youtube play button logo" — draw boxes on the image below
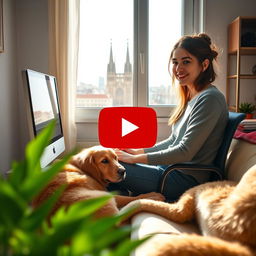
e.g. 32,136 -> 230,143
99,107 -> 157,148
122,118 -> 139,137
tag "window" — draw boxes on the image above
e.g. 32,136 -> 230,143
76,0 -> 203,122
77,0 -> 133,109
148,0 -> 181,106
77,0 -> 186,120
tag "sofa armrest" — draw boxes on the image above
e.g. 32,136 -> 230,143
226,139 -> 256,182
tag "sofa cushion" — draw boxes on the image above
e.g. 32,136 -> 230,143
226,139 -> 256,182
131,213 -> 200,256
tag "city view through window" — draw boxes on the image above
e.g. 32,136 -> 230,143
77,0 -> 181,108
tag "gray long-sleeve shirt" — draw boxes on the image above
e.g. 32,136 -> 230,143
145,85 -> 228,183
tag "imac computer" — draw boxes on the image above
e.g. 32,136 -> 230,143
22,69 -> 65,168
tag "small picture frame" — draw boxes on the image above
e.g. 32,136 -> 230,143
0,0 -> 3,53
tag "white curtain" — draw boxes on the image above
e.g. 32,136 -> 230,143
48,0 -> 80,152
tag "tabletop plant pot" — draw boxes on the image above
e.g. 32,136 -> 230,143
238,102 -> 256,119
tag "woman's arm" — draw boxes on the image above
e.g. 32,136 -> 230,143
116,89 -> 228,166
115,149 -> 148,164
121,148 -> 144,155
144,135 -> 174,153
146,93 -> 228,165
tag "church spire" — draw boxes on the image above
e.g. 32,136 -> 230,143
107,40 -> 116,74
124,40 -> 132,73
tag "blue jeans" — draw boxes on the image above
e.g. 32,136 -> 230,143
108,162 -> 199,202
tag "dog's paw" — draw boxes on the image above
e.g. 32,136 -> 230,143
119,200 -> 142,216
136,192 -> 165,201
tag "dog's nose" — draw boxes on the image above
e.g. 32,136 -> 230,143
118,168 -> 126,176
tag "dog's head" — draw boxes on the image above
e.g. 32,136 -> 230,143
70,146 -> 126,186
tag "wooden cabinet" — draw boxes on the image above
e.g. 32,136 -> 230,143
226,16 -> 256,112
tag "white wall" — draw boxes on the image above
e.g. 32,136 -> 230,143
0,0 -> 48,173
0,0 -> 19,173
15,0 -> 49,159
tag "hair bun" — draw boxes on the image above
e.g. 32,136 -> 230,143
198,33 -> 212,45
211,49 -> 218,59
198,33 -> 218,59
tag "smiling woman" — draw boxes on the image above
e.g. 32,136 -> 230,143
109,34 -> 229,202
168,34 -> 219,126
171,49 -> 210,102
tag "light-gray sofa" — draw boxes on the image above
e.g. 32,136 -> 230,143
131,138 -> 256,256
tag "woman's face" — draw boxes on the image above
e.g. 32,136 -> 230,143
171,47 -> 203,87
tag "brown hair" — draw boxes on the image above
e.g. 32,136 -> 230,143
168,33 -> 218,126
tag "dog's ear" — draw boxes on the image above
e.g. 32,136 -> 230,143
69,149 -> 90,170
71,149 -> 104,183
81,152 -> 95,171
82,152 -> 104,183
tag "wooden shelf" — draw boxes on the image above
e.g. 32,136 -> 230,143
226,16 -> 256,112
228,106 -> 237,112
228,74 -> 256,79
228,47 -> 256,55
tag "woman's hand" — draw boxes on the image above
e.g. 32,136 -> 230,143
114,149 -> 148,164
114,149 -> 137,164
118,148 -> 144,155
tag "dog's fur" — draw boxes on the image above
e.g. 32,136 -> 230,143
121,165 -> 256,256
33,146 -> 164,218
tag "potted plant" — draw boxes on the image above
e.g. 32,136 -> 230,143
238,102 -> 256,119
0,121 -> 146,256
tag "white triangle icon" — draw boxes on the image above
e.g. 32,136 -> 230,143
122,118 -> 139,137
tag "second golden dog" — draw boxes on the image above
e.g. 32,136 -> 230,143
122,165 -> 256,255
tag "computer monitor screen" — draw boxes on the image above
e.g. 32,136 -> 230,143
22,69 -> 65,168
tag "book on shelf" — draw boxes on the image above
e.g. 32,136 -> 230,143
238,119 -> 256,132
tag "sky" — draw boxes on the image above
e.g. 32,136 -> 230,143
77,0 -> 182,89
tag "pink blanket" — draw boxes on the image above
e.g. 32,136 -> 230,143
234,130 -> 256,144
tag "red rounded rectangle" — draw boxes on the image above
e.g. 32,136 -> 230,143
98,107 -> 157,148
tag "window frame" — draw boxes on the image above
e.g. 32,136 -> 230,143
76,0 -> 205,123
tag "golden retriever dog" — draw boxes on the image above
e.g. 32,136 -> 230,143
121,165 -> 256,256
33,146 -> 164,218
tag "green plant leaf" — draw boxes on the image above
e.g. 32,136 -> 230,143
82,207 -> 134,240
0,181 -> 26,228
0,120 -> 147,255
111,236 -> 150,256
8,160 -> 27,190
7,120 -> 56,194
239,102 -> 256,113
68,229 -> 92,255
52,195 -> 113,227
9,228 -> 39,255
21,151 -> 75,201
21,185 -> 65,231
25,120 -> 55,175
30,196 -> 114,255
31,220 -> 82,255
93,226 -> 133,251
68,206 -> 141,255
